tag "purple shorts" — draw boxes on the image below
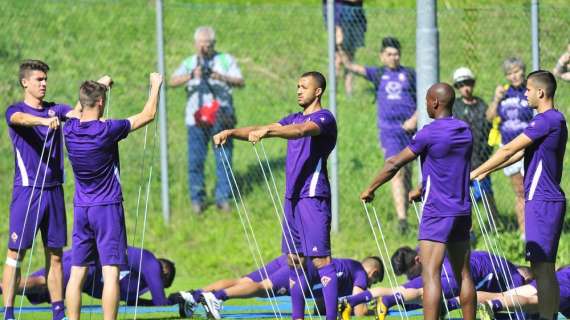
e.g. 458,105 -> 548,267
418,215 -> 472,243
524,200 -> 566,262
281,197 -> 331,257
245,255 -> 288,282
268,266 -> 291,296
8,186 -> 67,250
72,203 -> 128,266
379,129 -> 412,159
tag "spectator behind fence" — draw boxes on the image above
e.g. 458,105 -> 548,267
343,37 -> 416,234
323,0 -> 367,96
169,26 -> 244,214
553,40 -> 570,82
451,67 -> 499,220
485,57 -> 533,237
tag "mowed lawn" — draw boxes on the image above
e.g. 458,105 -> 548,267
0,1 -> 569,319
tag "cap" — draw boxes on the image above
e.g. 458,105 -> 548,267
453,67 -> 475,84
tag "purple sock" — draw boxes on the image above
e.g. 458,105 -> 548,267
318,264 -> 339,320
52,300 -> 65,320
213,290 -> 229,301
446,298 -> 461,311
4,306 -> 14,320
192,289 -> 203,302
490,299 -> 503,312
381,292 -> 403,309
346,290 -> 373,307
289,266 -> 309,319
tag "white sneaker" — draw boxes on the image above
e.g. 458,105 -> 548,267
178,291 -> 197,318
477,302 -> 494,320
201,292 -> 223,319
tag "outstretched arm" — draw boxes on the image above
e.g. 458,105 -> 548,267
213,123 -> 282,145
361,148 -> 418,202
471,134 -> 532,181
342,58 -> 367,77
9,113 -> 60,129
127,73 -> 163,132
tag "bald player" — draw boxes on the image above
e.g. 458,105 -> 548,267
214,71 -> 338,320
360,83 -> 476,320
472,70 -> 567,320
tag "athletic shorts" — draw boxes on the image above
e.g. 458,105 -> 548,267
418,215 -> 472,244
281,197 -> 331,257
245,256 -> 287,282
524,200 -> 566,262
8,186 -> 67,250
380,128 -> 412,159
72,203 -> 128,266
503,158 -> 523,177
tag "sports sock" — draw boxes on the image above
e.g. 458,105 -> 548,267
192,289 -> 203,302
346,290 -> 373,307
52,300 -> 65,320
4,306 -> 14,320
290,266 -> 309,320
381,292 -> 403,309
446,298 -> 461,311
490,299 -> 503,312
213,290 -> 229,301
318,263 -> 338,320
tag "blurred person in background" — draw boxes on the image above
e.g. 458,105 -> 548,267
323,0 -> 367,96
343,37 -> 416,234
553,40 -> 570,82
169,26 -> 244,214
451,67 -> 499,221
485,57 -> 533,237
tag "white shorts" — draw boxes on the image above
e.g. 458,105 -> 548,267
503,158 -> 524,177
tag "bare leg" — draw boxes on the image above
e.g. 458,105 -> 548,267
391,166 -> 410,222
202,278 -> 247,292
419,240 -> 446,320
224,279 -> 273,299
510,173 -> 525,235
447,241 -> 476,320
45,247 -> 64,303
101,265 -> 120,320
66,266 -> 88,320
479,285 -> 539,313
531,261 -> 559,319
2,249 -> 25,312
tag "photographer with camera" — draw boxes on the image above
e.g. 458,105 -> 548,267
170,26 -> 244,214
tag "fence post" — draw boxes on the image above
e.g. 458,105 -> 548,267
531,0 -> 540,70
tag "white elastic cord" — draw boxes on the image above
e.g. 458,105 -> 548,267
255,142 -> 320,317
5,258 -> 19,268
361,202 -> 407,320
219,145 -> 283,319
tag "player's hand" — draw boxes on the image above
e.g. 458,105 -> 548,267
97,75 -> 113,88
43,117 -> 60,130
360,189 -> 375,203
493,85 -> 506,102
192,66 -> 203,80
213,130 -> 232,146
559,52 -> 570,65
248,128 -> 268,144
210,72 -> 224,82
150,72 -> 163,88
408,187 -> 422,203
470,170 -> 488,182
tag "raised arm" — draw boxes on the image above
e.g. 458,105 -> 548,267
342,59 -> 367,77
486,85 -> 506,121
127,73 -> 163,132
213,123 -> 282,146
66,75 -> 113,119
471,134 -> 532,180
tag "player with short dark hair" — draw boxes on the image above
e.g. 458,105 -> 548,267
213,71 -> 338,320
360,83 -> 476,320
63,73 -> 163,320
471,70 -> 567,320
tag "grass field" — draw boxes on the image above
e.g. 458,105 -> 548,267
0,0 -> 569,319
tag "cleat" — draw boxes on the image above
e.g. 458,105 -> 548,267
201,292 -> 223,319
178,291 -> 198,318
477,302 -> 494,320
337,298 -> 352,320
374,297 -> 388,320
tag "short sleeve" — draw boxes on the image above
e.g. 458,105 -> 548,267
408,126 -> 430,155
402,276 -> 423,289
107,119 -> 131,142
352,267 -> 368,290
310,110 -> 336,136
172,56 -> 196,77
54,104 -> 72,120
365,66 -> 381,86
523,115 -> 550,141
222,54 -> 243,79
278,113 -> 297,126
5,105 -> 20,125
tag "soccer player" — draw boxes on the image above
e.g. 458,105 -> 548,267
471,70 -> 567,320
476,265 -> 570,320
213,71 -> 338,320
360,83 -> 476,320
63,73 -> 163,320
180,256 -> 383,319
3,246 -> 176,306
3,59 -> 110,320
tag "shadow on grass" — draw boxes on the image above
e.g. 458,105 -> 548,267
233,156 -> 286,198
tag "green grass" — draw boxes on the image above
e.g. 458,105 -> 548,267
0,1 -> 569,319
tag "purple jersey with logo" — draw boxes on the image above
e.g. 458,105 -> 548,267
5,101 -> 71,187
278,109 -> 337,199
63,118 -> 130,206
408,117 -> 472,217
522,109 -> 567,201
497,85 -> 533,144
365,66 -> 416,130
307,258 -> 367,298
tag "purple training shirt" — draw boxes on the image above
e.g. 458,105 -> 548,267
278,109 -> 337,199
408,116 -> 473,217
63,118 -> 130,206
522,109 -> 567,201
5,101 -> 71,188
497,85 -> 533,144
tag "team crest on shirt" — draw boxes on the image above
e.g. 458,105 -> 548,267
321,276 -> 331,287
11,232 -> 18,242
277,287 -> 287,295
289,279 -> 296,288
48,109 -> 55,117
312,246 -> 318,252
385,81 -> 403,100
398,73 -> 406,82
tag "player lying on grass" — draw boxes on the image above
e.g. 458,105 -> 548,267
475,265 -> 569,320
0,246 -> 176,306
176,255 -> 384,319
338,246 -> 533,320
